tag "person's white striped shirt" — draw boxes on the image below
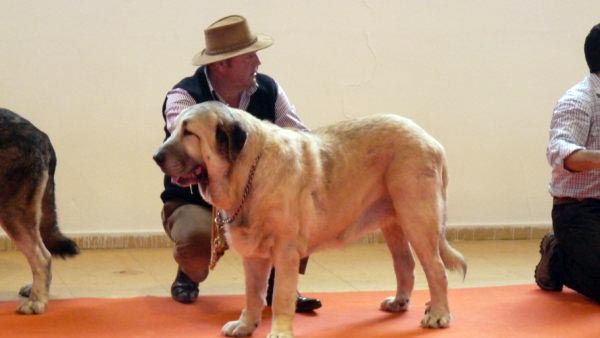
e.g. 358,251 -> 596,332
547,73 -> 600,198
164,69 -> 308,134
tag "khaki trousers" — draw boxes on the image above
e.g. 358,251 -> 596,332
162,200 -> 308,284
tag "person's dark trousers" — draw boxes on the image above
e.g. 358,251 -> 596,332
552,198 -> 600,303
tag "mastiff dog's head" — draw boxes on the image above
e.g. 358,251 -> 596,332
153,101 -> 247,205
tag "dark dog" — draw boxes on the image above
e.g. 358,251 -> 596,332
0,108 -> 79,314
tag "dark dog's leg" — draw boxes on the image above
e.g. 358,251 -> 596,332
2,171 -> 52,314
16,233 -> 52,315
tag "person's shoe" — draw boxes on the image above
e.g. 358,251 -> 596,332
266,291 -> 322,313
295,294 -> 322,313
265,269 -> 322,312
171,267 -> 199,303
535,233 -> 563,292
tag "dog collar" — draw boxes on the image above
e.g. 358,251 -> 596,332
214,152 -> 262,225
209,152 -> 262,269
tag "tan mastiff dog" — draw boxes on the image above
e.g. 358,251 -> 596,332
153,101 -> 466,338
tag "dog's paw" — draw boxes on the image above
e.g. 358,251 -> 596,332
267,331 -> 294,338
222,320 -> 256,337
380,296 -> 410,312
420,302 -> 450,328
16,299 -> 46,315
421,312 -> 451,328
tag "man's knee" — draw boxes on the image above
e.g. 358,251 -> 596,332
162,202 -> 213,282
164,203 -> 212,242
176,245 -> 211,282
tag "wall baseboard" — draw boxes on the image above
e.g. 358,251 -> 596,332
0,233 -> 175,252
360,224 -> 552,244
0,225 -> 551,251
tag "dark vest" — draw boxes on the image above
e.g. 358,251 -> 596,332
160,66 -> 278,206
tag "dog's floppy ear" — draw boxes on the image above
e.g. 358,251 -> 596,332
216,120 -> 247,162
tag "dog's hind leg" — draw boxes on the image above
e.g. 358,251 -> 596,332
387,165 -> 452,328
2,171 -> 53,314
395,199 -> 451,328
15,235 -> 52,315
379,223 -> 415,312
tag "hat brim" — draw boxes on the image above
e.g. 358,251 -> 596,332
191,33 -> 273,66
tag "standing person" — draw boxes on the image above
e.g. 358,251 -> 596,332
160,14 -> 321,312
536,23 -> 600,303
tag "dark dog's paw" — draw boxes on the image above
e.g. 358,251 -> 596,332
17,299 -> 47,315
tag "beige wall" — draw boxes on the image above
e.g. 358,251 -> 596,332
1,1 -> 599,234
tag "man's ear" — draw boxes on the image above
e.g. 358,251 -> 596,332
216,120 -> 247,162
210,60 -> 231,73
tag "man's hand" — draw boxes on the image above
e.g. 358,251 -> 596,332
564,149 -> 600,172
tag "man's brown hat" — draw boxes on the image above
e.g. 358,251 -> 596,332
192,15 -> 273,66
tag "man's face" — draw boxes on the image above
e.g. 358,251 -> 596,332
223,52 -> 261,90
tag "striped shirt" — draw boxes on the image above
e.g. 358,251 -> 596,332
164,68 -> 308,134
547,73 -> 600,198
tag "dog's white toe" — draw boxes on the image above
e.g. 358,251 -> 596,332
16,300 -> 46,315
222,320 -> 256,337
267,331 -> 294,338
421,312 -> 451,328
380,296 -> 410,312
420,301 -> 450,328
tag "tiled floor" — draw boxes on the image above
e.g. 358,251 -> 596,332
0,240 -> 541,301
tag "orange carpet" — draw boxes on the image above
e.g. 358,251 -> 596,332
0,285 -> 598,338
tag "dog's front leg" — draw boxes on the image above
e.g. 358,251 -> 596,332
222,257 -> 271,337
269,250 -> 300,338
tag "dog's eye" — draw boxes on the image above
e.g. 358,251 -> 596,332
183,129 -> 193,137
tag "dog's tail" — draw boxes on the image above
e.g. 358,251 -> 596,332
439,161 -> 467,278
440,238 -> 467,279
40,141 -> 80,259
43,229 -> 79,258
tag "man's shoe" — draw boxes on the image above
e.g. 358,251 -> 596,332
295,294 -> 322,313
266,288 -> 322,313
171,268 -> 199,303
265,269 -> 322,312
535,233 -> 563,292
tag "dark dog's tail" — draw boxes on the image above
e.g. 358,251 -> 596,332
44,231 -> 79,258
40,139 -> 80,259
